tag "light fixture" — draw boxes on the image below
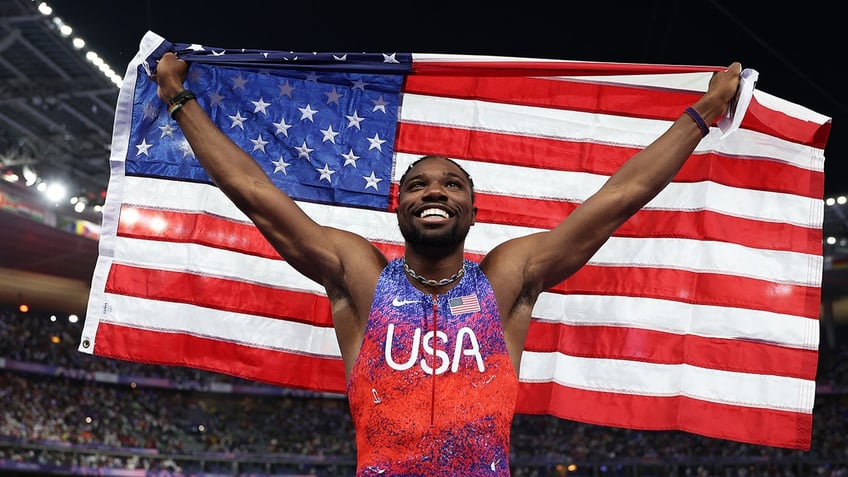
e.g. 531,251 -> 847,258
2,170 -> 19,183
22,164 -> 37,186
41,181 -> 68,204
73,197 -> 87,213
37,1 -> 123,87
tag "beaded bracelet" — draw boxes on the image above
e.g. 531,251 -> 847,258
684,106 -> 710,138
166,90 -> 197,119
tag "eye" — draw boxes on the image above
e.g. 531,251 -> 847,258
446,181 -> 461,189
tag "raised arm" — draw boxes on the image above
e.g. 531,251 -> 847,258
484,63 -> 743,305
152,53 -> 386,297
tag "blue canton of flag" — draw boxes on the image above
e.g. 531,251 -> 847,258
126,47 -> 409,211
449,294 -> 481,315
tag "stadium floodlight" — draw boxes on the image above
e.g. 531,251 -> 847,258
44,182 -> 68,203
39,0 -> 122,86
23,164 -> 38,186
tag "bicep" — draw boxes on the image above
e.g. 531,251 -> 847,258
498,186 -> 634,292
238,181 -> 383,285
266,220 -> 381,287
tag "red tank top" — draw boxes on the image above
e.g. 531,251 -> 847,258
347,259 -> 519,476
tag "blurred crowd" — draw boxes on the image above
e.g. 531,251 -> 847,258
1,306 -> 847,476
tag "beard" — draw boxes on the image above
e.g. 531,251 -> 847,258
399,220 -> 469,249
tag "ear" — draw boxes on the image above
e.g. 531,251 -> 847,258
471,206 -> 478,225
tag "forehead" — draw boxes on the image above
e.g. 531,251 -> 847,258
404,157 -> 466,180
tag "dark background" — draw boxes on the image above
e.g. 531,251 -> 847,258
46,0 -> 845,194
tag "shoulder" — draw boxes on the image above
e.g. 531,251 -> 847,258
322,226 -> 387,292
479,237 -> 530,282
480,243 -> 528,303
480,235 -> 549,307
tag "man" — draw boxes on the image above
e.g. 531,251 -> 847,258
154,52 -> 742,476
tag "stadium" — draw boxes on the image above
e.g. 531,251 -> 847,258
2,0 -> 847,476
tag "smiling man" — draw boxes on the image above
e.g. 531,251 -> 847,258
153,51 -> 741,476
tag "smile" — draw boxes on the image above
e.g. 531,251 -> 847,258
418,208 -> 450,219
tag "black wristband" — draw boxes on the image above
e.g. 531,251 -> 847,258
684,106 -> 710,138
166,90 -> 196,119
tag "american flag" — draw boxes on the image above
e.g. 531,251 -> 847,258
80,31 -> 830,450
449,294 -> 482,315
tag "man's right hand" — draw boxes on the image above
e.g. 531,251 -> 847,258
152,52 -> 189,103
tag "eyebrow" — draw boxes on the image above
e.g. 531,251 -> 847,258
409,170 -> 465,181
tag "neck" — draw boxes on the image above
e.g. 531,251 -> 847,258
401,245 -> 466,290
403,258 -> 465,288
403,242 -> 464,270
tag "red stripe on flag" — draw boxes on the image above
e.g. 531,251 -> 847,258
93,322 -> 345,393
470,194 -> 819,255
104,235 -> 818,359
118,205 -> 281,259
123,190 -> 819,261
110,213 -> 819,321
744,97 -> 832,150
410,59 -> 724,80
405,74 -> 702,119
516,382 -> 812,449
403,72 -> 827,151
395,122 -> 823,199
554,265 -> 820,319
105,264 -> 334,327
525,321 -> 818,380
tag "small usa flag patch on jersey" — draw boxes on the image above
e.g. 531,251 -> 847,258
449,294 -> 481,315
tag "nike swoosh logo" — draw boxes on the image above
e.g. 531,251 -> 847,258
392,297 -> 418,307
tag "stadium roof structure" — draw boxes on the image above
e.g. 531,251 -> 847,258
0,0 -> 116,312
0,0 -> 846,327
0,0 -> 118,209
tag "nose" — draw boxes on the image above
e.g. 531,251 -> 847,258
421,183 -> 448,201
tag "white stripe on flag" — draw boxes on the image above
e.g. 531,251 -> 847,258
113,198 -> 817,290
103,236 -> 818,350
398,95 -> 825,172
519,351 -> 816,412
119,177 -> 819,286
394,153 -> 823,228
533,293 -> 818,350
102,294 -> 341,358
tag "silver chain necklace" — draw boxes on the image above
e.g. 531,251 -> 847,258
403,260 -> 465,287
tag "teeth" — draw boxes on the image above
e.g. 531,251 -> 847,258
420,208 -> 449,218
